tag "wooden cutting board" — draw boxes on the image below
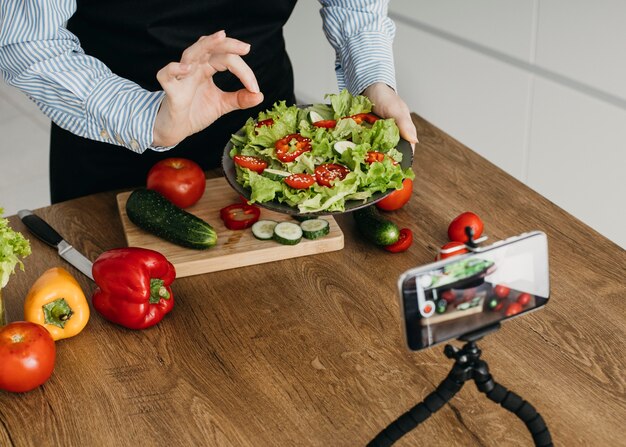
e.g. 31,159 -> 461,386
116,177 -> 344,278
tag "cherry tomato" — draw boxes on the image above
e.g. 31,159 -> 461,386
220,203 -> 261,230
315,163 -> 350,187
0,321 -> 56,393
436,241 -> 469,260
376,178 -> 413,211
517,293 -> 532,306
505,302 -> 523,317
255,118 -> 274,128
447,212 -> 484,243
233,155 -> 268,174
274,134 -> 311,162
312,119 -> 337,128
284,173 -> 315,189
494,284 -> 511,299
384,228 -> 413,253
494,301 -> 505,312
146,158 -> 206,208
441,289 -> 456,303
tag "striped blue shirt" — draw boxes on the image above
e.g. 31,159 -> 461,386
0,0 -> 396,153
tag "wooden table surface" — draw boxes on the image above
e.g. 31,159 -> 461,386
1,114 -> 624,447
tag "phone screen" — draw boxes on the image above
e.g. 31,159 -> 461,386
398,232 -> 550,350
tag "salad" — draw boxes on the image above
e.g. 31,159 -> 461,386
228,90 -> 414,213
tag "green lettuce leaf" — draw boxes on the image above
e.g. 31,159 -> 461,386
0,208 -> 31,289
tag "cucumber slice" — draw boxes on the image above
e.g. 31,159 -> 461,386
251,220 -> 278,240
262,168 -> 291,181
293,215 -> 316,222
300,219 -> 330,239
334,140 -> 356,154
309,110 -> 324,123
273,222 -> 303,245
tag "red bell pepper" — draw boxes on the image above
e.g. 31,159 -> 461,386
274,133 -> 311,162
91,248 -> 176,330
220,203 -> 261,230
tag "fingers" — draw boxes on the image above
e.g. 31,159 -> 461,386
394,112 -> 419,151
220,89 -> 264,114
156,62 -> 192,89
181,30 -> 251,65
206,53 -> 260,93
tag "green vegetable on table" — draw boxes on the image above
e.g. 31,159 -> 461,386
1,208 -> 31,324
353,206 -> 400,246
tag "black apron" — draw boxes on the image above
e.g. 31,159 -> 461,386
51,0 -> 297,203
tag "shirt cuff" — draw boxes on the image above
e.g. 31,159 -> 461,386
84,75 -> 166,153
336,31 -> 397,96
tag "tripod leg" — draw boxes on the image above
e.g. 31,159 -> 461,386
367,374 -> 464,447
473,368 -> 553,447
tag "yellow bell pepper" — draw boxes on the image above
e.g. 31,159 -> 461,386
24,267 -> 90,340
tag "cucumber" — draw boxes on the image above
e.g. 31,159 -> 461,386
293,214 -> 316,222
262,168 -> 291,181
309,110 -> 324,123
353,206 -> 400,246
300,219 -> 330,239
334,140 -> 355,155
273,222 -> 302,245
251,220 -> 278,240
126,189 -> 217,250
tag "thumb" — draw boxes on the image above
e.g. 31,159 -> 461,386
395,113 -> 419,150
221,89 -> 264,114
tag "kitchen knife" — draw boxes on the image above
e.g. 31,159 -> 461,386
18,209 -> 94,281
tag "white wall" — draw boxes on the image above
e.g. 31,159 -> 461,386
285,0 -> 626,249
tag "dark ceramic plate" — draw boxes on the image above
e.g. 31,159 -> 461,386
221,107 -> 413,216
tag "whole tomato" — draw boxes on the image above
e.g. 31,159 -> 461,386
517,293 -> 532,306
505,302 -> 523,317
0,321 -> 56,393
447,212 -> 484,243
147,158 -> 206,208
376,178 -> 413,211
494,284 -> 511,299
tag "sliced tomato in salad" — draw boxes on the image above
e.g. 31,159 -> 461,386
284,173 -> 315,189
275,134 -> 312,162
312,119 -> 337,129
315,163 -> 350,187
233,155 -> 268,173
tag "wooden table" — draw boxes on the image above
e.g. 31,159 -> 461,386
1,115 -> 624,446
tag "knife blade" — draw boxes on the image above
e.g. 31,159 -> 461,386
18,209 -> 94,281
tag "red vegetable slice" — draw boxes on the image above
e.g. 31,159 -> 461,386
220,203 -> 261,230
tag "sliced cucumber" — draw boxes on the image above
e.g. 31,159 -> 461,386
262,168 -> 292,181
334,140 -> 356,154
251,220 -> 278,240
300,219 -> 330,239
293,215 -> 316,222
273,222 -> 303,245
309,110 -> 324,123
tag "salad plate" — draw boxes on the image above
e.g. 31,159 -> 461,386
222,93 -> 414,216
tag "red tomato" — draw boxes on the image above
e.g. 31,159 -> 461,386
315,164 -> 350,187
376,178 -> 413,211
494,301 -> 505,312
274,134 -> 311,162
447,212 -> 484,243
517,293 -> 532,306
284,173 -> 315,189
441,289 -> 456,303
233,155 -> 268,174
147,158 -> 206,208
0,322 -> 56,393
437,241 -> 469,260
312,119 -> 337,128
220,203 -> 261,230
384,228 -> 413,253
505,302 -> 523,317
494,284 -> 511,299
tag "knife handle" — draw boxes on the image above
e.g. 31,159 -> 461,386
18,210 -> 63,247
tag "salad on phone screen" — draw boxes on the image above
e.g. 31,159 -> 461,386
228,90 -> 415,214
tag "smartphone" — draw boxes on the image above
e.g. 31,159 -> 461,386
398,231 -> 550,351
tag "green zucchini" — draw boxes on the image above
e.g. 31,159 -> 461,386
353,206 -> 400,246
126,189 -> 217,250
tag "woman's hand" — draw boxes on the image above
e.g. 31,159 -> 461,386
153,31 -> 264,147
363,83 -> 418,151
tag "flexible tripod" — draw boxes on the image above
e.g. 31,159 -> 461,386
368,324 -> 553,446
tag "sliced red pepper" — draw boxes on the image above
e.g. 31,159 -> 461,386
347,113 -> 379,125
233,155 -> 268,173
315,163 -> 350,187
255,118 -> 274,128
312,119 -> 337,129
284,173 -> 315,189
220,203 -> 261,230
384,228 -> 413,253
274,134 -> 312,162
366,151 -> 399,166
92,248 -> 176,330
